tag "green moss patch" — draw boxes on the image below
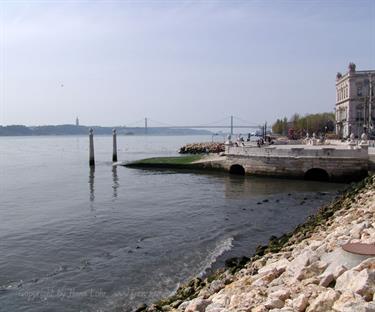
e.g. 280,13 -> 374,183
124,155 -> 203,168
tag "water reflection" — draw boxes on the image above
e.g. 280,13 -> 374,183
224,175 -> 344,199
112,165 -> 119,199
89,167 -> 95,203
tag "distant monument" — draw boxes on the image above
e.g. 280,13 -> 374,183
75,117 -> 80,126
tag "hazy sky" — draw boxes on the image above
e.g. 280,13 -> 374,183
1,0 -> 374,127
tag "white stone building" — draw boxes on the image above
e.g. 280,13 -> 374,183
335,63 -> 375,138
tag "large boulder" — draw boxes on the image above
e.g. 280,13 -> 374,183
287,250 -> 319,280
352,257 -> 375,272
289,293 -> 309,312
306,289 -> 340,312
318,272 -> 334,287
335,268 -> 375,301
349,221 -> 369,239
332,291 -> 375,312
258,258 -> 290,275
252,267 -> 285,287
270,289 -> 291,301
296,261 -> 328,281
264,297 -> 285,309
185,297 -> 212,312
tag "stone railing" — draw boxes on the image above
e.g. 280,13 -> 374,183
225,144 -> 369,159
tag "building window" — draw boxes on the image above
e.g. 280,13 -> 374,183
356,106 -> 364,121
357,86 -> 363,96
337,107 -> 347,122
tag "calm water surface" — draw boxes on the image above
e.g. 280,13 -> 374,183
0,135 -> 345,312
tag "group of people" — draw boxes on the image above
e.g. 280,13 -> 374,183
233,133 -> 274,147
256,135 -> 273,147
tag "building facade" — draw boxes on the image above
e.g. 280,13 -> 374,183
335,63 -> 375,138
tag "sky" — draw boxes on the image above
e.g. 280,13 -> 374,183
0,0 -> 374,127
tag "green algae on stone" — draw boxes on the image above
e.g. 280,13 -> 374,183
125,155 -> 203,168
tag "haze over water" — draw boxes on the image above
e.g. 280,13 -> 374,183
0,135 -> 346,311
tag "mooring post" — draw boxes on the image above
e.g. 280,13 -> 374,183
89,128 -> 95,167
112,128 -> 118,162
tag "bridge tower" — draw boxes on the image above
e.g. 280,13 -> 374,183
145,117 -> 148,134
230,115 -> 234,136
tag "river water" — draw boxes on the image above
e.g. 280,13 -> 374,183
0,135 -> 345,312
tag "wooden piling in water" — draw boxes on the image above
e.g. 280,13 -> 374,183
89,128 -> 95,167
112,128 -> 118,162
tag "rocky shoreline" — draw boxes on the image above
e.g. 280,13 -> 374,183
179,143 -> 225,154
134,175 -> 375,312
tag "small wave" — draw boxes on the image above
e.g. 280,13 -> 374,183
46,264 -> 69,277
198,237 -> 234,277
0,279 -> 24,291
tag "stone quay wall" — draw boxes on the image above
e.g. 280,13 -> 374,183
219,145 -> 369,181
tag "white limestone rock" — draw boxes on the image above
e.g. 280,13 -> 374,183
264,297 -> 285,309
251,305 -> 268,312
333,265 -> 348,279
205,302 -> 229,312
252,268 -> 284,287
319,272 -> 334,287
352,257 -> 375,272
270,289 -> 291,301
185,297 -> 212,312
287,250 -> 319,279
199,279 -> 227,298
258,258 -> 290,276
178,301 -> 190,311
210,292 -> 230,306
360,228 -> 375,244
308,240 -> 324,251
296,261 -> 328,281
332,291 -> 369,312
306,289 -> 340,312
209,280 -> 226,293
335,268 -> 375,301
290,293 -> 309,312
349,221 -> 369,239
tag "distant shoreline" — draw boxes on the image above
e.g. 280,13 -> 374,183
0,124 -> 213,137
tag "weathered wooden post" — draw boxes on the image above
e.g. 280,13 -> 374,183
112,128 -> 118,162
89,128 -> 95,167
89,166 -> 95,202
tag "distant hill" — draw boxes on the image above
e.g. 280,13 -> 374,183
0,124 -> 212,136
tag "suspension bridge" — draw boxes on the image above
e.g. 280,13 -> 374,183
124,116 -> 268,136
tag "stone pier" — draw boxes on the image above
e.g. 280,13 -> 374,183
217,144 -> 369,182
